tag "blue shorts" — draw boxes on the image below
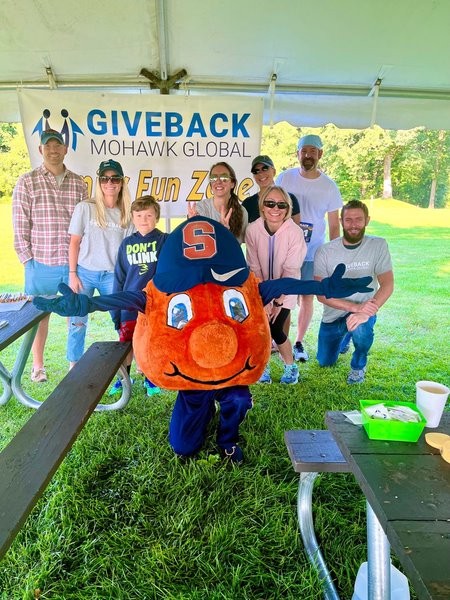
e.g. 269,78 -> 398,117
24,260 -> 69,295
301,260 -> 314,281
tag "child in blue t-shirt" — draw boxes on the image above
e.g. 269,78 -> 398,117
109,196 -> 168,396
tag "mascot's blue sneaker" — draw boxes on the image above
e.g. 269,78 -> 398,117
144,378 -> 161,396
280,363 -> 299,384
258,366 -> 272,384
222,445 -> 244,464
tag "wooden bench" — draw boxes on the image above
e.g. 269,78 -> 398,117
0,340 -> 131,560
285,429 -> 351,600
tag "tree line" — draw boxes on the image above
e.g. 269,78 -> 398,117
1,122 -> 449,208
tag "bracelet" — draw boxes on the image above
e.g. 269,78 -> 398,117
69,271 -> 77,273
273,300 -> 283,307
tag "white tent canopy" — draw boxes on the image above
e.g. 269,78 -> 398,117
2,0 -> 450,129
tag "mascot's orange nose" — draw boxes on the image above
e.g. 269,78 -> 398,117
189,322 -> 238,368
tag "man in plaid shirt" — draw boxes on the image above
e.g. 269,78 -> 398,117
12,129 -> 88,382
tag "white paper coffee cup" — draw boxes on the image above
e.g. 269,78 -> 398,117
416,381 -> 449,428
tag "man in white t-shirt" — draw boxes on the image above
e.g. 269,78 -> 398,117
314,200 -> 394,384
276,134 -> 342,362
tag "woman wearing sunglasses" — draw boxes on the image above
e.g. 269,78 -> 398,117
188,162 -> 248,243
245,186 -> 306,384
66,159 -> 133,368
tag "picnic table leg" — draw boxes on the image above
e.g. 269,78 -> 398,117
366,500 -> 391,599
298,472 -> 340,600
0,361 -> 13,405
94,364 -> 132,411
11,324 -> 40,409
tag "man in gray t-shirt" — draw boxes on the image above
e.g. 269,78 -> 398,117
314,200 -> 394,384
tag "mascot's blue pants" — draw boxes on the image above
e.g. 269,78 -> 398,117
169,386 -> 253,457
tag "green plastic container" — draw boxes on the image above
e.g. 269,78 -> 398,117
360,400 -> 426,442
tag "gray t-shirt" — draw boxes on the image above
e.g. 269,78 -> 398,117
314,235 -> 392,323
195,198 -> 248,244
68,201 -> 134,271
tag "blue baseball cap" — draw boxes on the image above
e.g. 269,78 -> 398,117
40,129 -> 65,145
153,216 -> 249,293
97,159 -> 124,177
297,134 -> 323,150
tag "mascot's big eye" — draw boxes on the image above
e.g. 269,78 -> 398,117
167,294 -> 193,329
223,289 -> 249,323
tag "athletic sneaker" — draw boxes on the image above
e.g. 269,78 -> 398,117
144,378 -> 161,396
108,377 -> 134,396
258,366 -> 272,384
221,445 -> 244,464
280,363 -> 299,384
30,367 -> 47,383
293,341 -> 309,362
347,368 -> 366,384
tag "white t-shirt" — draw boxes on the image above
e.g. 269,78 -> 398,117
68,201 -> 134,271
276,169 -> 343,261
314,235 -> 392,323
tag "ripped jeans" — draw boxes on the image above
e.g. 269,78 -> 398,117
66,266 -> 114,363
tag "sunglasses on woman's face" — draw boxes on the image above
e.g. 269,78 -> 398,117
263,200 -> 289,210
99,176 -> 123,184
209,174 -> 232,183
251,164 -> 270,175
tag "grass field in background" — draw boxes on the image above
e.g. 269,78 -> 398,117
0,200 -> 449,599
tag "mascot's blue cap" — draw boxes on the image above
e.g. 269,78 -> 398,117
153,216 -> 250,293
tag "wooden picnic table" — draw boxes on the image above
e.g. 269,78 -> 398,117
326,411 -> 450,600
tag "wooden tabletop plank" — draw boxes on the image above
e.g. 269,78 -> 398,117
0,302 -> 48,351
386,520 -> 450,600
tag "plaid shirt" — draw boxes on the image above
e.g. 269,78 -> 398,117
12,164 -> 88,265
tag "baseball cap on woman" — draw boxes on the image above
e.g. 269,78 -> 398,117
97,159 -> 124,177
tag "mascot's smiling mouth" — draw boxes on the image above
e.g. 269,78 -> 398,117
164,357 -> 255,385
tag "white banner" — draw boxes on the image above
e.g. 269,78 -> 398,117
18,89 -> 263,224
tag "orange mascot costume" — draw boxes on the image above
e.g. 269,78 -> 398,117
34,216 -> 372,463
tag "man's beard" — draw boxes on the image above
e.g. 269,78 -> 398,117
343,226 -> 366,244
301,158 -> 316,171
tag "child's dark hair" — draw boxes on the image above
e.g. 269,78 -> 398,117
132,196 -> 160,220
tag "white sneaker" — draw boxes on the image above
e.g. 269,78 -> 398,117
293,341 -> 309,362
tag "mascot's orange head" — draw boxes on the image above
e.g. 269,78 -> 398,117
134,217 -> 270,390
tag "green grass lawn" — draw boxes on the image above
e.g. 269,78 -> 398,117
0,200 -> 449,599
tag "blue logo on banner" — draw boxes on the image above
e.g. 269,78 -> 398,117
32,109 -> 84,151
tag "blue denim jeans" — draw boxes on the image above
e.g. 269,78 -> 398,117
66,266 -> 114,362
317,315 -> 377,371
